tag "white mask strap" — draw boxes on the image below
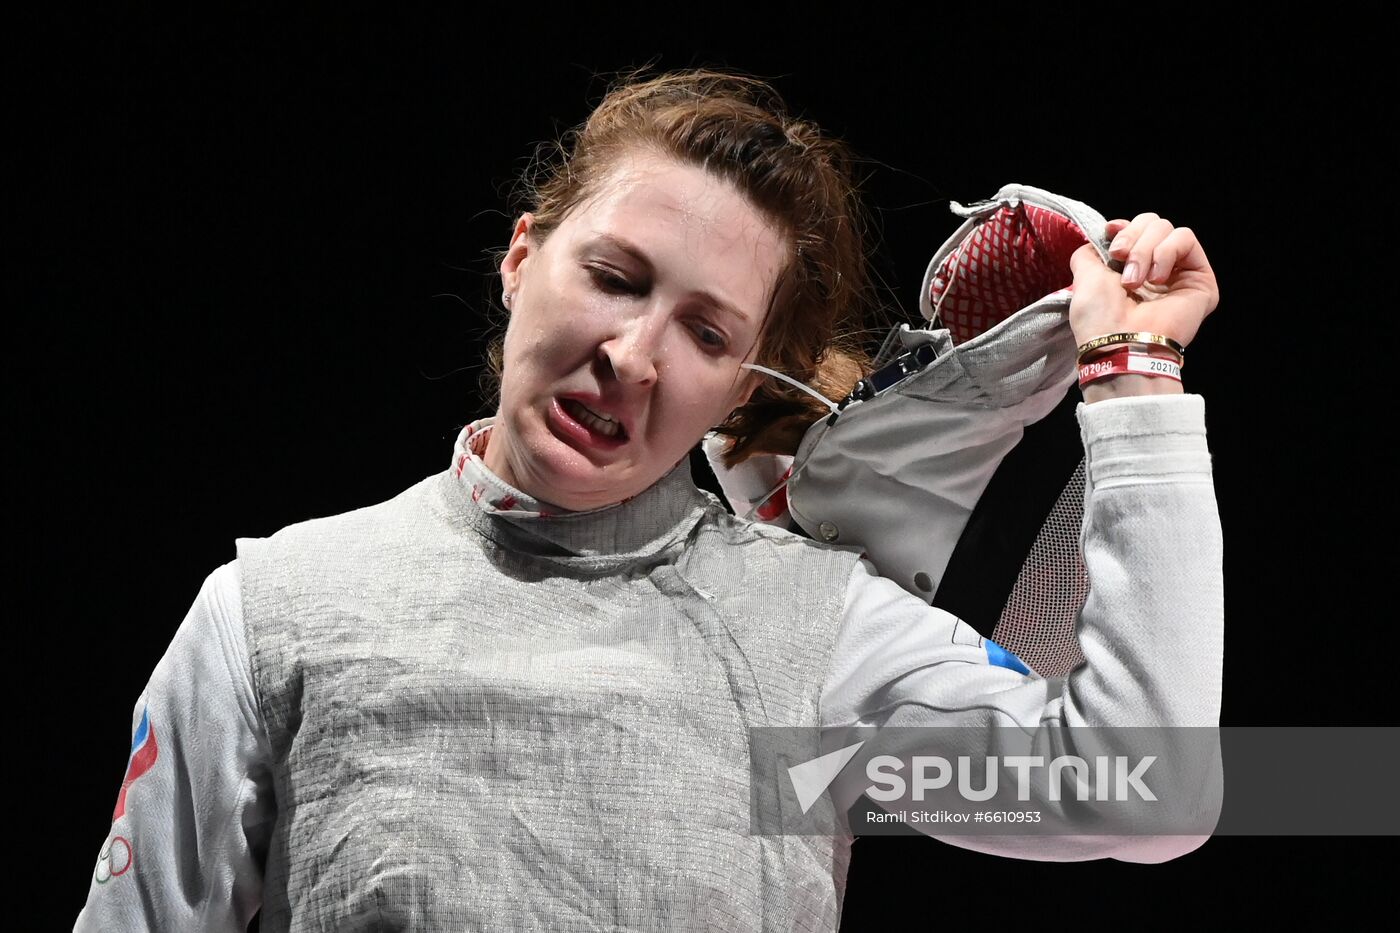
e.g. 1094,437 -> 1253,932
732,362 -> 840,523
739,363 -> 840,414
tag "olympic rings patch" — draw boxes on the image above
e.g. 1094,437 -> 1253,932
94,835 -> 133,884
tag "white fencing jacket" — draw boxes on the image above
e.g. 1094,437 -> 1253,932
75,388 -> 1222,931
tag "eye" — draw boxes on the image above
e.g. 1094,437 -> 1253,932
587,265 -> 638,295
691,322 -> 728,352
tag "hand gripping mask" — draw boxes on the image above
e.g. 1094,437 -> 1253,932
726,183 -> 1121,679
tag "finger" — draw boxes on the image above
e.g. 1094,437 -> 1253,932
1104,219 -> 1129,251
1068,241 -> 1108,279
1068,242 -> 1125,303
1106,212 -> 1161,261
1121,218 -> 1174,288
1143,227 -> 1198,285
1150,226 -> 1220,312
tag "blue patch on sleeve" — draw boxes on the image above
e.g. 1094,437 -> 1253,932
130,707 -> 149,754
984,639 -> 1031,675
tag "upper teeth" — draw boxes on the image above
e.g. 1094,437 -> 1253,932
564,398 -> 622,437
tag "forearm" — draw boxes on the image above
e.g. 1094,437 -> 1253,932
1061,392 -> 1221,727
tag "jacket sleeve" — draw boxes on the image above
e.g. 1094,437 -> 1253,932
74,560 -> 275,932
820,393 -> 1223,862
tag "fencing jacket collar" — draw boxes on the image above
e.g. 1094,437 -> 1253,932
443,418 -> 712,567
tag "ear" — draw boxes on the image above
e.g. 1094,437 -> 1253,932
500,213 -> 536,298
730,368 -> 763,410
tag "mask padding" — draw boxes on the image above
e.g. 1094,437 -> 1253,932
927,203 -> 1090,345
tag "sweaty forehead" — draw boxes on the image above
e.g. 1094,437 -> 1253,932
576,151 -> 788,271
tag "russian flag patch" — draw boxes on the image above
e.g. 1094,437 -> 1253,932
112,706 -> 159,821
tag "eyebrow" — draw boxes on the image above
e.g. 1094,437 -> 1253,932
591,233 -> 752,324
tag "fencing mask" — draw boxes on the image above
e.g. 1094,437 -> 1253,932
705,183 -> 1121,678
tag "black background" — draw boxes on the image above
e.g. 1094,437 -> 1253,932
20,7 -> 1392,927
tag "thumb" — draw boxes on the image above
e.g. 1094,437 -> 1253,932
1068,242 -> 1109,281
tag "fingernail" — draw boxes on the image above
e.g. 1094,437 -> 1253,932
1110,234 -> 1128,251
1149,261 -> 1165,282
1122,261 -> 1139,282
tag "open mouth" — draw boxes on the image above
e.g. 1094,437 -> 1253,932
555,396 -> 629,447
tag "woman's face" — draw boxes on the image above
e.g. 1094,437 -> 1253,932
488,148 -> 787,511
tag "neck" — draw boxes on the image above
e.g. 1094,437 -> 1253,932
481,415 -> 694,514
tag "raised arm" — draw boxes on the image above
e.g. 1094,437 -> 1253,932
819,216 -> 1223,861
821,390 -> 1221,860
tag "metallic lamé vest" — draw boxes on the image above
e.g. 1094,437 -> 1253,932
236,455 -> 864,931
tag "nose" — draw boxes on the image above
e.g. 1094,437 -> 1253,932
596,316 -> 661,387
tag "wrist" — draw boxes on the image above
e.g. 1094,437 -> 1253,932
1082,374 -> 1186,404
